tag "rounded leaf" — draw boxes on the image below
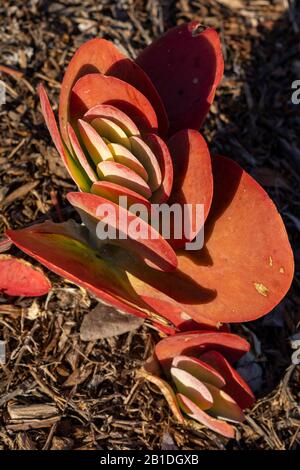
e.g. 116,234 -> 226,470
0,255 -> 51,297
176,155 -> 294,323
136,22 -> 224,134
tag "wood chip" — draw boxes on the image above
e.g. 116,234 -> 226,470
3,181 -> 39,206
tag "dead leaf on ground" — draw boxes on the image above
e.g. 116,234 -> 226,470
80,303 -> 144,341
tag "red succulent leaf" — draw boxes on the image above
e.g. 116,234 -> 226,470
96,160 -> 152,198
6,220 -> 220,332
66,191 -> 178,272
0,254 -> 51,297
200,350 -> 255,410
91,181 -> 152,212
175,155 -> 294,324
170,366 -> 214,410
144,134 -> 173,204
128,136 -> 162,191
5,221 -> 179,334
69,73 -> 158,134
38,84 -> 91,191
155,331 -> 250,374
107,249 -> 219,329
84,104 -> 140,136
177,393 -> 235,438
168,129 -> 213,248
67,123 -> 98,182
6,221 -> 149,318
136,22 -> 224,134
59,38 -> 168,142
204,382 -> 245,423
172,355 -> 225,388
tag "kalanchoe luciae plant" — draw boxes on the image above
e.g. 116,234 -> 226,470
2,22 -> 294,334
140,330 -> 255,438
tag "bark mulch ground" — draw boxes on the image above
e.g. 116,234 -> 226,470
0,0 -> 299,450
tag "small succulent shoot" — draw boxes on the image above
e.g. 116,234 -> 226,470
141,331 -> 255,438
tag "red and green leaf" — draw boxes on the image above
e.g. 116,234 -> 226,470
67,192 -> 178,272
38,84 -> 91,191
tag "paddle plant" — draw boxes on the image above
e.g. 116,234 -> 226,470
2,22 -> 293,335
140,330 -> 255,438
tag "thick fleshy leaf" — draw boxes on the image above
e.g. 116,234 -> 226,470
70,74 -> 158,134
168,129 -> 213,248
5,221 -> 151,317
91,181 -> 152,213
97,161 -> 152,199
175,155 -> 294,323
59,38 -> 168,143
200,350 -> 255,410
84,104 -> 140,136
136,22 -> 224,133
134,296 -> 218,331
155,331 -> 250,373
140,369 -> 185,423
91,117 -> 131,150
129,136 -> 162,191
177,393 -> 235,438
67,123 -> 97,182
172,355 -> 225,388
0,254 -> 51,296
204,382 -> 244,423
171,367 -> 213,410
144,134 -> 173,204
67,192 -> 178,272
107,143 -> 148,181
6,221 -> 215,332
77,119 -> 113,165
38,84 -> 91,191
100,246 -> 220,329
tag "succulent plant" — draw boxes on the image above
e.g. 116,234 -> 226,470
140,330 -> 255,438
3,22 -> 293,334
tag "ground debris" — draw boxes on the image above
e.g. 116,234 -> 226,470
5,401 -> 59,431
80,304 -> 144,341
